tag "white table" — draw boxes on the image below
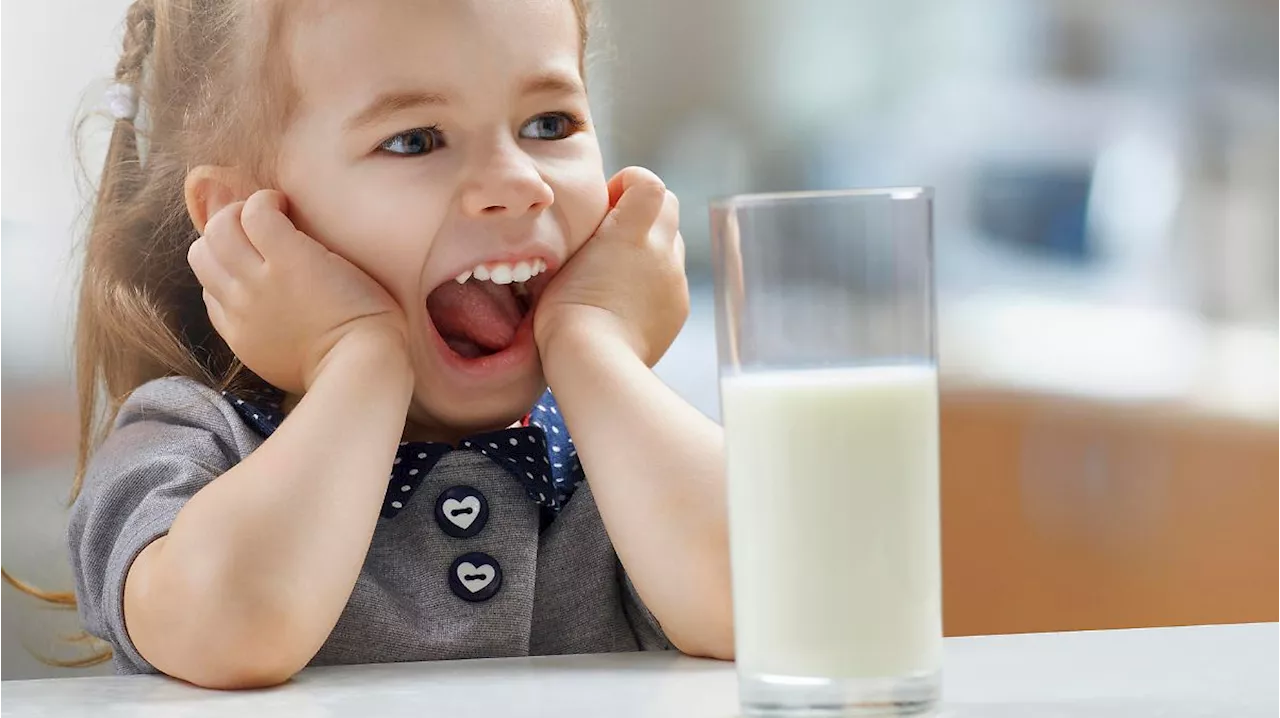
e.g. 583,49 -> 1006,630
2,624 -> 1275,717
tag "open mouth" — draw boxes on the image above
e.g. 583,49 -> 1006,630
425,259 -> 550,360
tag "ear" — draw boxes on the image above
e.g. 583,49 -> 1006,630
184,166 -> 255,233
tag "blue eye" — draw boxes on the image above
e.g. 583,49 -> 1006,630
519,113 -> 583,141
380,126 -> 444,156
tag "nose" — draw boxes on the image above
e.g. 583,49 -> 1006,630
459,139 -> 554,219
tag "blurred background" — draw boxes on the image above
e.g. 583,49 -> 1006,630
3,0 -> 1276,679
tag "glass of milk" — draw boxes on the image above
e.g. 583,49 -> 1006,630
710,188 -> 940,716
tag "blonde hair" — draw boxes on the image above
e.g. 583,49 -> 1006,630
6,0 -> 591,667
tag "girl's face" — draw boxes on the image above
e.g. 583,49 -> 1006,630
274,0 -> 606,440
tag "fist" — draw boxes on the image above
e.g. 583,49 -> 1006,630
534,167 -> 688,367
187,190 -> 408,394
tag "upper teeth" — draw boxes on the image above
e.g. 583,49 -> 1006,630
456,259 -> 547,285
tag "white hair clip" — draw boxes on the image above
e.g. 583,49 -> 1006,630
105,83 -> 138,121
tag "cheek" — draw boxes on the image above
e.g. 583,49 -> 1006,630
557,170 -> 609,255
279,163 -> 448,299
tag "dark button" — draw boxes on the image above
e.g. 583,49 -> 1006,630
434,485 -> 489,539
449,552 -> 502,602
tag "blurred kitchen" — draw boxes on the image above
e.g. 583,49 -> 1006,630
3,0 -> 1276,679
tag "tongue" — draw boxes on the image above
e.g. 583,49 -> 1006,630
427,279 -> 523,356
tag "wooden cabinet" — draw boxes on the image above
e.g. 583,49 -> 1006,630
939,386 -> 1278,636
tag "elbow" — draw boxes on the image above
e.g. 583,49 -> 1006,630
667,611 -> 736,661
652,565 -> 736,660
140,603 -> 315,689
150,609 -> 315,689
177,644 -> 304,690
670,631 -> 735,661
157,592 -> 319,689
126,555 -> 317,689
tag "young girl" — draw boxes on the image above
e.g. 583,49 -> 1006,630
65,0 -> 732,688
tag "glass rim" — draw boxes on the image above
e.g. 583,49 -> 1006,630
710,186 -> 933,211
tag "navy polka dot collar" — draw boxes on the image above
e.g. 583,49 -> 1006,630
221,390 -> 585,524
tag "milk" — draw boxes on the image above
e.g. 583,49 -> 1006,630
721,365 -> 942,679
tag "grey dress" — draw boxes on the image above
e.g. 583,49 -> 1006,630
67,376 -> 670,674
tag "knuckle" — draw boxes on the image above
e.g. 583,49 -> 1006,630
221,277 -> 249,304
187,242 -> 212,279
639,180 -> 667,202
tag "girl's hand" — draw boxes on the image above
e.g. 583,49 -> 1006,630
534,167 -> 688,367
188,190 -> 409,394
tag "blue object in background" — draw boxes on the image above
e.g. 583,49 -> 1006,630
972,165 -> 1096,264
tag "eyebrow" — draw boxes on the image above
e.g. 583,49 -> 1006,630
345,90 -> 448,132
344,72 -> 584,133
518,72 -> 584,97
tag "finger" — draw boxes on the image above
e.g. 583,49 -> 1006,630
605,169 -> 666,238
201,290 -> 232,341
187,236 -> 235,294
240,189 -> 306,259
653,189 -> 680,241
201,200 -> 245,249
606,166 -> 664,207
673,230 -> 687,268
202,201 -> 263,274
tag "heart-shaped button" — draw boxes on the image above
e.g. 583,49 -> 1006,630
442,496 -> 481,530
449,552 -> 502,602
434,486 -> 489,539
457,562 -> 494,592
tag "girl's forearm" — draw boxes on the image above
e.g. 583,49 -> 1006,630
123,330 -> 413,688
542,329 -> 734,660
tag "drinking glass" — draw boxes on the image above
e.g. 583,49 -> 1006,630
710,188 -> 941,716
